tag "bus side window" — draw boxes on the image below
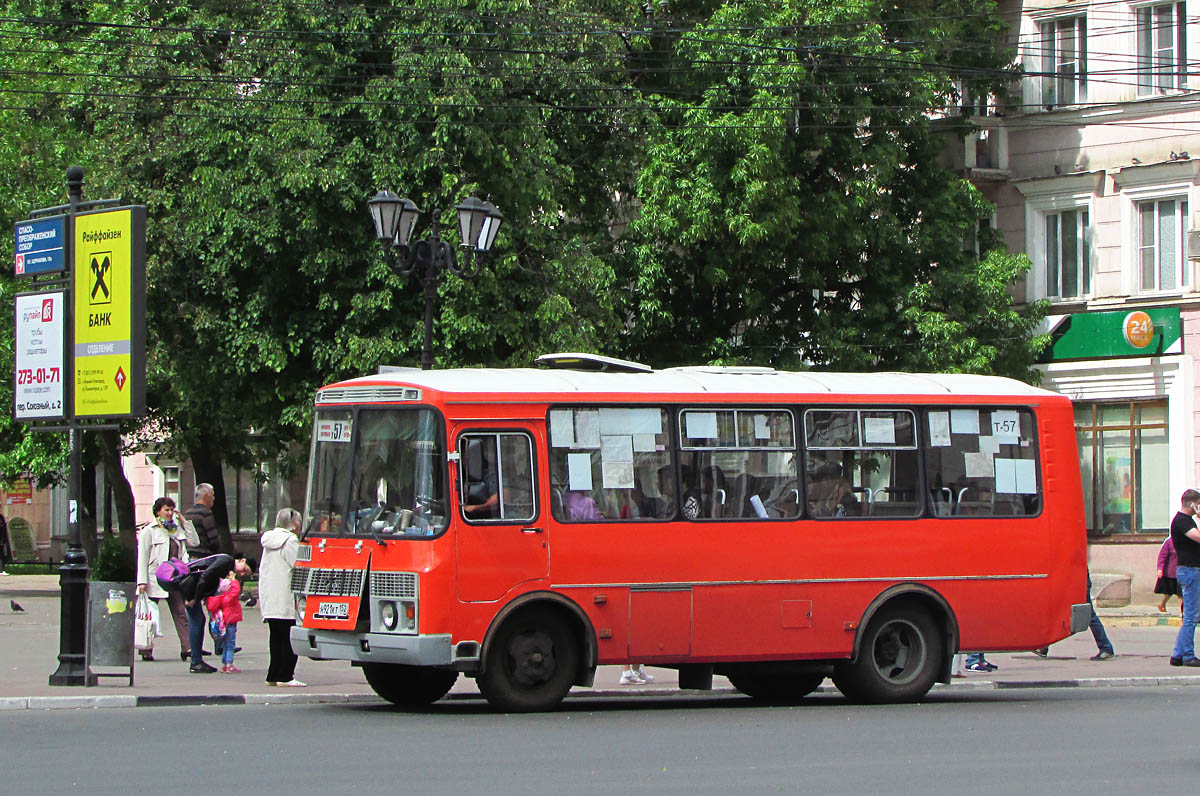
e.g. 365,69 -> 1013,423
458,433 -> 536,523
923,408 -> 1039,517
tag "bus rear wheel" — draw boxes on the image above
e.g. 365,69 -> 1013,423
832,605 -> 942,704
362,663 -> 458,707
478,608 -> 579,712
727,670 -> 825,704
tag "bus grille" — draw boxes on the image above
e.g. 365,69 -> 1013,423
370,571 -> 418,599
296,545 -> 312,562
291,567 -> 365,597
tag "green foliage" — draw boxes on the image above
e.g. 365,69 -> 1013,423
91,534 -> 135,582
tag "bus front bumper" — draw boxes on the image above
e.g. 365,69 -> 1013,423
1070,603 -> 1092,634
291,626 -> 453,666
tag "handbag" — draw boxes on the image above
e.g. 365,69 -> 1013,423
134,593 -> 155,651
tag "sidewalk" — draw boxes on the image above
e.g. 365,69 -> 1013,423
2,575 -> 1198,711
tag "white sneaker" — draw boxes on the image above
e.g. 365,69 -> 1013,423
619,670 -> 643,685
636,666 -> 655,683
277,679 -> 307,687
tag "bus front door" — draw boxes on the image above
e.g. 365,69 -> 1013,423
454,426 -> 548,602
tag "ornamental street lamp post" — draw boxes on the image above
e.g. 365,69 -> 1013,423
368,191 -> 503,370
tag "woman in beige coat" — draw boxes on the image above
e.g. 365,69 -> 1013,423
259,507 -> 305,687
135,496 -> 199,661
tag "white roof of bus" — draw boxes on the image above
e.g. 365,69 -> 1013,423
320,366 -> 1060,401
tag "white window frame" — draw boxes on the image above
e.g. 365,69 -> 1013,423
1019,177 -> 1098,303
1043,207 -> 1092,299
1134,193 -> 1190,293
1040,15 -> 1087,109
1137,2 -> 1187,96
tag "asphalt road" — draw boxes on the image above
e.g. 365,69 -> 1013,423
2,686 -> 1196,795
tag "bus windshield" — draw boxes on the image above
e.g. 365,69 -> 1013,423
305,407 -> 447,538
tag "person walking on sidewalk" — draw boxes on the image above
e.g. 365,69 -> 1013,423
1155,534 -> 1181,613
259,508 -> 305,687
1033,570 -> 1114,660
1169,489 -> 1200,667
135,497 -> 200,662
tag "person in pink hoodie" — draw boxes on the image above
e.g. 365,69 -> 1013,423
206,574 -> 244,673
1157,535 -> 1181,613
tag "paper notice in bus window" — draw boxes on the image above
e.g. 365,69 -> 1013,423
951,409 -> 979,435
686,412 -> 719,439
1013,459 -> 1036,494
991,410 -> 1020,444
567,453 -> 593,491
601,435 -> 633,463
928,412 -> 951,447
574,410 -> 601,448
550,411 -> 574,448
599,408 -> 629,435
864,417 -> 895,444
603,461 -> 635,489
753,414 -> 770,440
632,433 -> 657,453
964,451 -> 993,478
994,458 -> 1017,493
630,408 -> 663,435
978,435 -> 1000,454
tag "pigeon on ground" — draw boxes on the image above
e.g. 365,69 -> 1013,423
10,599 -> 24,612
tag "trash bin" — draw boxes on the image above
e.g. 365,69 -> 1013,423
87,581 -> 135,686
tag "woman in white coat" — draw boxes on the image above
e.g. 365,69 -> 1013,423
135,496 -> 199,662
260,507 -> 305,687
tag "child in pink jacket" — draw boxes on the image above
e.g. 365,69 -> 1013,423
206,575 -> 244,672
1156,535 -> 1180,613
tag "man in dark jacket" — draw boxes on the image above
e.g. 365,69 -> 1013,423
183,483 -> 222,556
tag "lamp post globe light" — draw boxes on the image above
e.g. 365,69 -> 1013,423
368,190 -> 503,370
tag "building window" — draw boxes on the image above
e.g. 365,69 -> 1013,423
1138,197 -> 1188,292
1045,208 -> 1090,298
1041,16 -> 1086,108
1137,2 -> 1186,95
1076,401 -> 1169,537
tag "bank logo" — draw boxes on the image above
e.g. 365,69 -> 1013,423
89,253 -> 112,305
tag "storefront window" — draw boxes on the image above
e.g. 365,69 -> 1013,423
1075,401 -> 1169,537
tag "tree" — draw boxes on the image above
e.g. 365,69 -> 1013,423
620,0 -> 1045,378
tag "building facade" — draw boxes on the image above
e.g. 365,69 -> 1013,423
953,1 -> 1200,600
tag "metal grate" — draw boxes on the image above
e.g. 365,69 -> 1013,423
291,567 -> 365,597
370,571 -> 418,599
296,545 -> 312,562
317,386 -> 422,404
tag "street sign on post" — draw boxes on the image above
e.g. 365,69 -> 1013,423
72,206 -> 146,419
13,290 -> 66,421
14,215 -> 67,276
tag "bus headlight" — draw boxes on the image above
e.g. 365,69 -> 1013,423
295,594 -> 305,620
380,601 -> 399,631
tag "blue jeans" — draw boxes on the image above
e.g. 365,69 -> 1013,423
222,623 -> 238,666
186,600 -> 206,665
1172,565 -> 1200,661
1087,572 -> 1114,654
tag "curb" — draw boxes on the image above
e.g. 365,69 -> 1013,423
4,676 -> 1200,711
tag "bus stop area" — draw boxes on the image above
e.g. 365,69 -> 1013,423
2,574 -> 1198,710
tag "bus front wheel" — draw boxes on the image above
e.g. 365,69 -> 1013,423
832,605 -> 942,704
362,662 -> 458,707
478,608 -> 579,712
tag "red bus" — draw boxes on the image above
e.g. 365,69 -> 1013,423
291,354 -> 1090,711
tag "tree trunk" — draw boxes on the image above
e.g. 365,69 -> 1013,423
189,438 -> 233,554
98,430 -> 137,554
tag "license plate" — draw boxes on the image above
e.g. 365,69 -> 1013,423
315,601 -> 350,620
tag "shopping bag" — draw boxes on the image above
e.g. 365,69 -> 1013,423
148,596 -> 163,637
134,593 -> 155,651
